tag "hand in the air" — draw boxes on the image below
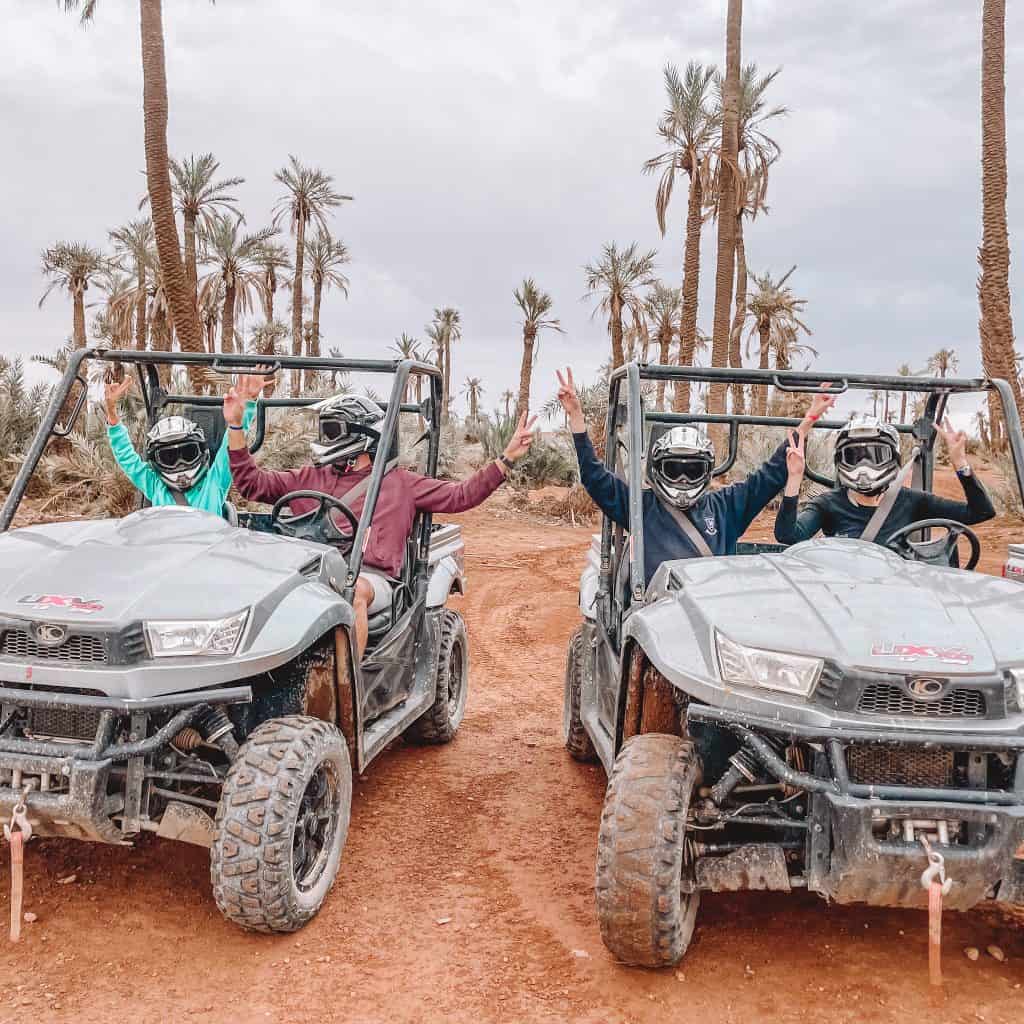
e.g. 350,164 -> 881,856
104,377 -> 134,424
235,367 -> 274,402
223,386 -> 246,428
938,415 -> 969,469
786,430 -> 806,480
502,411 -> 539,463
806,383 -> 838,423
555,368 -> 585,433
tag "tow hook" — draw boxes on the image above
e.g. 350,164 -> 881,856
920,836 -> 953,987
3,784 -> 34,943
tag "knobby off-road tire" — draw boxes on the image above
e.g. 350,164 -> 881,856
595,733 -> 701,967
211,716 -> 352,933
405,609 -> 469,745
563,626 -> 597,762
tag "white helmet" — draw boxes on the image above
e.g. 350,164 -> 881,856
648,425 -> 716,508
144,416 -> 210,492
310,394 -> 385,469
835,414 -> 901,495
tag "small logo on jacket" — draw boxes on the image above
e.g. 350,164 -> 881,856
703,516 -> 718,537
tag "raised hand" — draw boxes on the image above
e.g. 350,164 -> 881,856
104,377 -> 134,425
786,430 -> 806,479
223,385 -> 247,428
235,366 -> 274,402
555,368 -> 585,433
807,383 -> 838,423
502,411 -> 539,463
938,415 -> 969,470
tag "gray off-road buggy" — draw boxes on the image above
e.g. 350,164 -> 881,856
0,349 -> 470,932
563,362 -> 1024,966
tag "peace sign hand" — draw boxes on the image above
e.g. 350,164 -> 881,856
555,368 -> 586,433
502,411 -> 539,464
938,415 -> 969,471
786,430 -> 806,481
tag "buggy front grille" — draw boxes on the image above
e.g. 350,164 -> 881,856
1,630 -> 108,665
857,682 -> 985,719
847,745 -> 954,788
25,706 -> 103,742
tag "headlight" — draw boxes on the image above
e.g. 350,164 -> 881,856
715,631 -> 823,697
1011,669 -> 1024,711
145,610 -> 249,658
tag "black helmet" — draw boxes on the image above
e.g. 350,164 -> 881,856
310,394 -> 384,469
144,416 -> 210,491
648,425 -> 716,509
835,414 -> 900,495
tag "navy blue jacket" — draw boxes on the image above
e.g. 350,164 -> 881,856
572,432 -> 789,585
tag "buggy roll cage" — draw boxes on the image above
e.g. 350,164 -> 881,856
602,362 -> 1024,608
0,348 -> 443,596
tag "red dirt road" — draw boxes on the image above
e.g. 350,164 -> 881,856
0,506 -> 1022,1023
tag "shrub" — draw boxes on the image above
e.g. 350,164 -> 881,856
988,452 -> 1024,520
481,413 -> 577,488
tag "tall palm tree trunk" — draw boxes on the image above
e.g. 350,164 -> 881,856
205,316 -> 217,354
707,0 -> 742,418
675,174 -> 705,414
72,288 -> 86,348
610,298 -> 626,368
221,282 -> 236,354
656,325 -> 673,410
134,266 -> 147,350
728,213 -> 747,414
900,392 -> 907,423
443,338 -> 452,423
290,218 -> 306,397
305,280 -> 323,392
515,326 -> 536,420
756,321 -> 770,416
183,210 -> 198,309
140,0 -> 204,382
151,303 -> 172,386
979,0 -> 1023,451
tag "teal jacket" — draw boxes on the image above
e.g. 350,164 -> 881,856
107,404 -> 255,514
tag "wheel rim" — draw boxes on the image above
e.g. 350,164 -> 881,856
446,640 -> 464,720
292,760 -> 340,893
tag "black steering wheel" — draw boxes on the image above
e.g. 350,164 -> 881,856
884,518 -> 980,571
270,490 -> 359,553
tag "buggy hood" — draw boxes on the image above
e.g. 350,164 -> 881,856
662,537 -> 1024,676
0,507 -> 330,627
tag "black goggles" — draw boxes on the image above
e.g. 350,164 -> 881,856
656,456 -> 711,485
319,418 -> 350,444
837,442 -> 894,468
152,441 -> 204,471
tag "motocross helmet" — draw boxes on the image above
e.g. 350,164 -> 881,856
144,416 -> 210,492
311,394 -> 385,469
835,413 -> 900,495
647,425 -> 716,509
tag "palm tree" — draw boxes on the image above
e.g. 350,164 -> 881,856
926,348 -> 959,379
109,218 -> 154,349
583,242 -> 657,369
462,377 -> 484,420
706,0 -> 744,417
304,231 -> 350,388
198,277 -> 223,354
745,267 -> 812,415
145,153 -> 244,308
979,0 -> 1023,449
501,389 -> 515,419
643,62 -> 718,411
896,362 -> 914,422
63,1 -> 207,373
425,321 -> 445,395
513,278 -> 563,419
643,283 -> 682,410
974,409 -> 991,449
252,242 -> 292,324
94,268 -> 137,348
39,242 -> 109,348
710,64 -> 786,415
251,320 -> 288,359
432,307 -> 462,423
198,213 -> 277,354
273,156 -> 351,396
390,333 -> 421,403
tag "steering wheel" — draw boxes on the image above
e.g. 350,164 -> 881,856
884,518 -> 980,571
270,490 -> 359,553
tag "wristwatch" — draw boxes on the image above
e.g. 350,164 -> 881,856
956,464 -> 973,477
499,455 -> 515,471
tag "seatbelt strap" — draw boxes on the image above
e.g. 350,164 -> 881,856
860,447 -> 919,544
168,488 -> 190,508
660,501 -> 715,558
338,459 -> 398,511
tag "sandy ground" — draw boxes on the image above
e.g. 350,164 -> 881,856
0,496 -> 1023,1022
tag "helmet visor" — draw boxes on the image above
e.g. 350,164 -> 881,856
837,442 -> 893,468
152,441 -> 203,471
319,418 -> 349,444
656,456 -> 711,484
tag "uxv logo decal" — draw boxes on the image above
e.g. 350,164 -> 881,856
18,594 -> 104,615
871,642 -> 973,667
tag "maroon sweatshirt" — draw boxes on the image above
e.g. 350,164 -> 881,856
229,449 -> 504,576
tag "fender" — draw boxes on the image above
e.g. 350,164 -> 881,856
426,554 -> 464,608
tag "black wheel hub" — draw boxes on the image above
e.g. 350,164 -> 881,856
292,761 -> 339,892
446,642 -> 464,720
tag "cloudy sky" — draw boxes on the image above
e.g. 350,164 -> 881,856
2,0 -> 1022,423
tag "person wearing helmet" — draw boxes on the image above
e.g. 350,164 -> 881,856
774,412 -> 994,545
554,368 -> 837,585
103,375 -> 259,513
224,384 -> 537,656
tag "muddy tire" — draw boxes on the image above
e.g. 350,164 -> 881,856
563,626 -> 597,762
595,733 -> 701,967
211,716 -> 352,933
405,609 -> 469,745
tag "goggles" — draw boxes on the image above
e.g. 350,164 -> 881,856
152,441 -> 204,471
655,456 -> 712,484
837,442 -> 894,468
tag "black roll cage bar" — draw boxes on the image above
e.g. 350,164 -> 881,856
600,362 -> 1024,610
0,347 -> 444,599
